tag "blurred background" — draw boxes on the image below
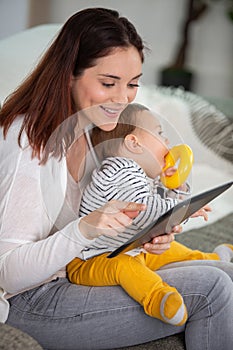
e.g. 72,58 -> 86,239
0,0 -> 233,98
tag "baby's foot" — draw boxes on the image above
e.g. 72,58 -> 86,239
160,292 -> 187,326
146,289 -> 187,326
213,244 -> 233,262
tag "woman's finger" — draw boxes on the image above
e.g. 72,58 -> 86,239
143,233 -> 175,254
110,200 -> 146,219
151,233 -> 175,245
101,200 -> 146,215
143,242 -> 172,255
122,201 -> 146,213
172,225 -> 183,234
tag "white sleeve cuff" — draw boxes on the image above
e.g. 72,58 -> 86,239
60,218 -> 96,247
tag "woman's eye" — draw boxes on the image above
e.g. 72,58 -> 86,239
102,82 -> 115,87
129,83 -> 140,88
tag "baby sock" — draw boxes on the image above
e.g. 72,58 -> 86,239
145,287 -> 187,326
160,292 -> 187,326
213,244 -> 233,262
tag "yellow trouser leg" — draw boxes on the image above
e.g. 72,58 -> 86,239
143,241 -> 220,271
67,253 -> 187,326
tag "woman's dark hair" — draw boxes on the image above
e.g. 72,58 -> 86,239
0,8 -> 145,163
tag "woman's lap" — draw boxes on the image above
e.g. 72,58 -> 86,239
6,263 -> 233,350
7,278 -> 182,349
159,259 -> 233,280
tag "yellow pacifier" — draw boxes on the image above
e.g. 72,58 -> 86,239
160,144 -> 194,189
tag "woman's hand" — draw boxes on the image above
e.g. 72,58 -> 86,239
143,224 -> 182,255
79,200 -> 146,240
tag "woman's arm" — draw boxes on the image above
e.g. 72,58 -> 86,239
0,155 -> 146,294
0,127 -> 91,293
0,221 -> 88,294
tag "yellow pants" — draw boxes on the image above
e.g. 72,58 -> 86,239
67,241 -> 219,320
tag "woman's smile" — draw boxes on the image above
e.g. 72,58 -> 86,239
99,104 -> 127,119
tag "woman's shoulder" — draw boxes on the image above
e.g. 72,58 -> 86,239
1,116 -> 27,147
0,117 -> 24,159
0,116 -> 65,178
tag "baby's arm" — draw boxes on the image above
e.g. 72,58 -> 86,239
161,167 -> 210,222
190,204 -> 212,221
162,166 -> 191,200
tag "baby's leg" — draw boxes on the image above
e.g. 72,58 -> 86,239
213,244 -> 233,262
164,242 -> 233,264
67,254 -> 187,326
144,241 -> 220,271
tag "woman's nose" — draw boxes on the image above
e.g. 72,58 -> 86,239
111,87 -> 129,104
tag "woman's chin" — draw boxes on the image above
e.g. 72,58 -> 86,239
99,122 -> 118,131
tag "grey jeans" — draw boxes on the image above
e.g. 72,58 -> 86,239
6,260 -> 233,350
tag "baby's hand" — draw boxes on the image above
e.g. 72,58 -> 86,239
191,205 -> 212,221
163,166 -> 177,177
163,167 -> 189,194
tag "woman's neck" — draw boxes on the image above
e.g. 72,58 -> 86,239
66,132 -> 87,182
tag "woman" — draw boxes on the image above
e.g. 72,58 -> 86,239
0,7 -> 232,350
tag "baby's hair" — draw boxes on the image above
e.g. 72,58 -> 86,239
91,103 -> 149,159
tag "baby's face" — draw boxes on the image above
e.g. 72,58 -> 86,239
134,111 -> 169,178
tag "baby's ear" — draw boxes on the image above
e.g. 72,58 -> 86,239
124,134 -> 143,154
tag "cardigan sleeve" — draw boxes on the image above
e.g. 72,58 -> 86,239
0,121 -> 93,295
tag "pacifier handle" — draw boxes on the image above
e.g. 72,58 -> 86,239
160,144 -> 194,189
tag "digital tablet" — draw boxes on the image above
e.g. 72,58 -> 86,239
107,181 -> 233,258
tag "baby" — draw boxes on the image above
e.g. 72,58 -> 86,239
67,103 -> 233,326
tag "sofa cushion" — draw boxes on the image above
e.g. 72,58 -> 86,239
0,322 -> 42,350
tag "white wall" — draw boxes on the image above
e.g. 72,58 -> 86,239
0,0 -> 233,98
0,0 -> 29,39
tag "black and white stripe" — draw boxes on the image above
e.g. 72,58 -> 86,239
80,157 -> 178,259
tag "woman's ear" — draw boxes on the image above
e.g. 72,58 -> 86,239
70,74 -> 78,88
124,134 -> 143,154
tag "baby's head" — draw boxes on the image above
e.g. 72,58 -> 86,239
91,103 -> 169,178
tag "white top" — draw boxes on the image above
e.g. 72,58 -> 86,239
0,118 -> 96,322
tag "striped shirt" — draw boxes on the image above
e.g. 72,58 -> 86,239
80,157 -> 181,259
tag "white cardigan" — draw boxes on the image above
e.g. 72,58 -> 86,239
0,118 -> 96,322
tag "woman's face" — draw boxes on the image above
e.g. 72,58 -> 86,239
71,46 -> 142,131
